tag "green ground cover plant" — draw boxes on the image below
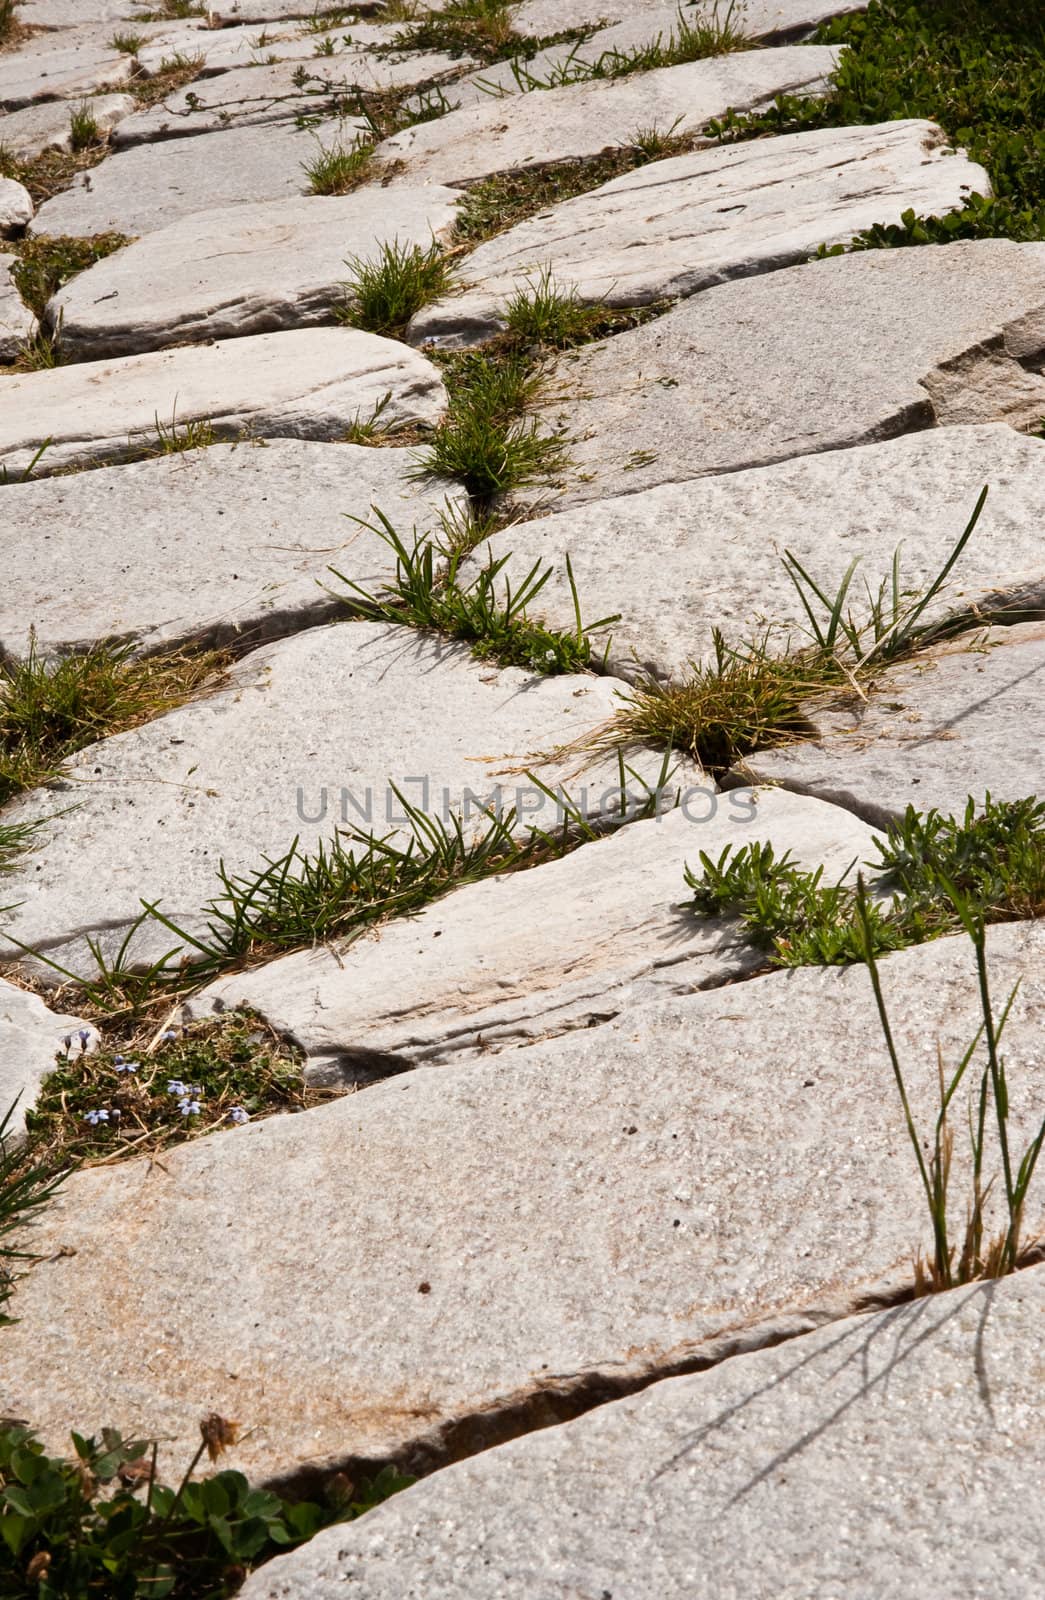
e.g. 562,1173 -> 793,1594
338,239 -> 456,337
9,233 -> 130,321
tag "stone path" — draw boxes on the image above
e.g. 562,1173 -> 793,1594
2,3 -> 1044,1591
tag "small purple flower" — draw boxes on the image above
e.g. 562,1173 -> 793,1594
162,1030 -> 178,1042
227,1107 -> 250,1125
115,1059 -> 139,1074
188,1084 -> 203,1098
63,1035 -> 72,1053
78,1028 -> 91,1052
167,1079 -> 188,1097
83,1108 -> 110,1126
178,1098 -> 202,1117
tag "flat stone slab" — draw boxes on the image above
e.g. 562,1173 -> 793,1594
375,47 -> 839,188
112,49 -> 463,144
536,239 -> 1045,505
0,177 -> 33,236
240,1264 -> 1045,1600
134,19 -> 397,75
0,440 -> 466,658
30,119 -> 363,237
0,622 -> 694,977
0,979 -> 98,1138
742,621 -> 1045,826
410,121 -> 986,345
512,0 -> 864,37
0,253 -> 35,363
0,93 -> 137,159
0,29 -> 135,110
3,920 -> 1042,1482
17,0 -> 143,22
0,326 -> 445,478
459,427 -> 1045,683
191,788 -> 880,1083
51,185 -> 461,360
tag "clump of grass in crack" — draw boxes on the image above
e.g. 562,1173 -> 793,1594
0,817 -> 42,881
338,80 -> 459,142
330,506 -> 618,673
498,1 -> 750,90
133,0 -> 205,18
0,1419 -> 412,1594
10,232 -> 130,320
0,633 -> 226,806
687,795 -> 1045,968
503,266 -> 609,347
10,327 -> 64,372
855,875 -> 1045,1292
68,101 -> 101,154
338,238 -> 455,337
706,0 -> 1045,245
0,1100 -> 68,1322
25,1013 -> 310,1170
0,143 -> 112,209
390,0 -> 589,64
129,51 -> 205,109
301,133 -> 373,194
109,29 -> 145,53
133,407 -> 217,459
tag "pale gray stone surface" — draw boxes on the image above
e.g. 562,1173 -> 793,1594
0,253 -> 35,362
133,19 -> 395,75
0,326 -> 445,478
410,121 -> 986,345
0,93 -> 137,158
0,177 -> 32,237
742,622 -> 1045,826
30,119 -> 361,237
0,440 -> 466,658
512,0 -> 864,38
16,0 -> 143,22
241,1265 -> 1045,1600
0,622 -> 696,977
3,921 -> 1042,1482
0,30 -> 135,110
458,427 -> 1045,683
112,50 -> 463,144
191,788 -> 880,1082
537,239 -> 1045,505
51,185 -> 461,359
0,980 -> 98,1138
375,47 -> 840,188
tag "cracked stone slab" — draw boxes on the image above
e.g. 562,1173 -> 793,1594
409,121 -> 986,346
0,93 -> 137,159
0,440 -> 466,658
741,621 -> 1045,827
0,176 -> 33,236
0,622 -> 698,978
241,1264 -> 1045,1600
535,238 -> 1045,506
16,0 -> 145,22
0,253 -> 35,362
458,427 -> 1045,684
3,920 -> 1042,1484
512,0 -> 865,38
0,29 -> 136,110
190,788 -> 880,1084
374,47 -> 840,189
133,19 -> 398,75
51,185 -> 461,360
112,49 -> 464,144
0,326 -> 444,479
0,980 -> 98,1138
30,119 -> 364,237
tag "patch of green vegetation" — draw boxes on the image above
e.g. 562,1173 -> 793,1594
10,232 -> 130,321
0,144 -> 111,211
338,239 -> 456,337
390,0 -> 591,65
0,1419 -> 412,1597
7,328 -> 64,373
503,265 -> 608,347
109,29 -> 145,53
707,0 -> 1045,245
129,51 -> 205,109
301,133 -> 373,194
331,506 -> 618,673
0,1100 -> 66,1324
687,795 -> 1045,967
134,408 -> 217,458
0,633 -> 226,807
67,101 -> 100,154
0,818 -> 41,881
25,1013 -> 309,1168
133,0 -> 204,19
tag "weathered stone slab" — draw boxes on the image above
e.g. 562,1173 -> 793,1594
458,427 -> 1045,683
0,622 -> 695,977
240,1264 -> 1045,1600
742,621 -> 1045,826
0,30 -> 135,111
0,93 -> 137,159
0,440 -> 466,657
0,253 -> 35,363
375,47 -> 840,188
16,0 -> 143,23
512,0 -> 864,38
410,121 -> 986,345
0,326 -> 446,479
0,177 -> 33,236
133,20 -> 394,75
0,979 -> 98,1138
536,239 -> 1045,505
112,49 -> 462,143
191,788 -> 880,1083
51,185 -> 460,359
30,118 -> 362,237
3,920 -> 1042,1483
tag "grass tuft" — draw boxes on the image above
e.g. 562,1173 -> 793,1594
68,101 -> 101,154
503,265 -> 607,347
498,2 -> 751,91
301,133 -> 373,194
129,51 -> 205,109
109,29 -> 145,53
338,238 -> 455,337
10,232 -> 130,321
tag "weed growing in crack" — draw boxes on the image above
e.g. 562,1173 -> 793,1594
416,356 -> 570,501
0,633 -> 226,806
503,266 -> 608,347
0,142 -> 111,210
10,327 -> 64,372
329,506 -> 618,673
10,232 -> 130,321
0,1418 -> 412,1593
389,0 -> 588,64
338,239 -> 455,338
301,133 -> 373,194
687,795 -> 1045,967
495,1 -> 751,91
109,29 -> 145,53
129,51 -> 205,109
137,408 -> 217,458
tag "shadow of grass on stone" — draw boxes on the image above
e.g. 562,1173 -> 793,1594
0,635 -> 227,807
